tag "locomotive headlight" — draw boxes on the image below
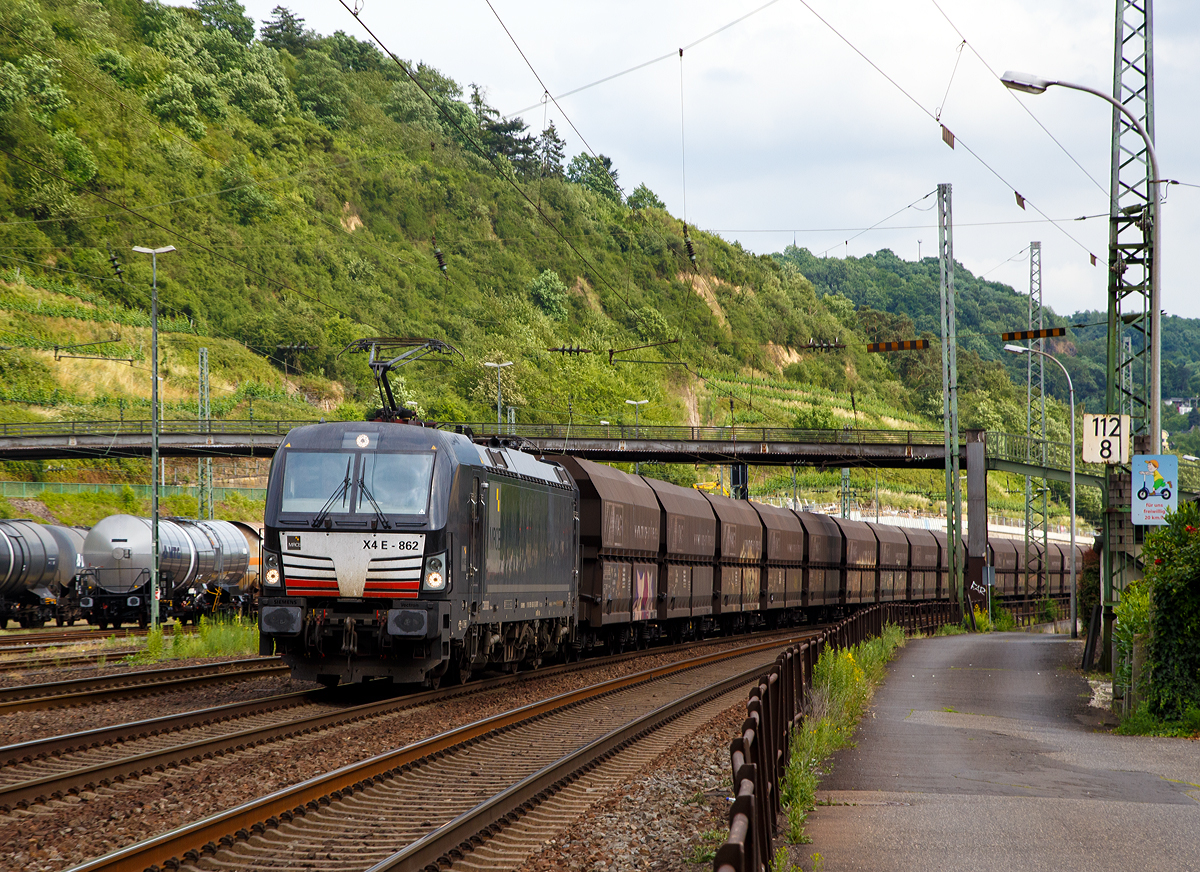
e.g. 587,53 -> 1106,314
423,553 -> 447,591
264,552 -> 281,586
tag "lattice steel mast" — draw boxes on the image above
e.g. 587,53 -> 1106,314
938,183 -> 963,609
1024,243 -> 1049,600
1103,0 -> 1156,667
198,348 -> 213,520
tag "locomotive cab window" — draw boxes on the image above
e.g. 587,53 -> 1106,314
278,450 -> 434,518
281,452 -> 355,514
358,453 -> 434,516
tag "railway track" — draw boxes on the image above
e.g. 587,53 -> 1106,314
0,657 -> 288,712
0,627 -> 148,647
64,635 -> 796,872
0,629 -> 817,813
0,649 -> 141,672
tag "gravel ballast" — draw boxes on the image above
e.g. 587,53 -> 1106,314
0,640 -> 779,871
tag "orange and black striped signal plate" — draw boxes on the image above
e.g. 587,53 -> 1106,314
1000,327 -> 1067,341
866,339 -> 929,353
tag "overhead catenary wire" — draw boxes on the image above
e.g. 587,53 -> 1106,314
791,0 -> 1101,266
337,0 -> 641,317
817,190 -> 936,257
926,0 -> 1108,197
507,0 -> 786,116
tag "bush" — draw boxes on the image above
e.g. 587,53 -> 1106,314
1142,502 -> 1200,720
780,624 -> 905,842
528,269 -> 568,321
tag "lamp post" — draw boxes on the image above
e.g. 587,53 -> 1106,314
482,361 -> 512,427
1005,343 -> 1078,638
1000,71 -> 1162,445
132,244 -> 175,631
625,399 -> 647,474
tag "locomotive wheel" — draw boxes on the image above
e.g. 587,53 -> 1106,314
98,620 -> 109,631
56,617 -> 64,628
139,614 -> 148,630
445,660 -> 472,686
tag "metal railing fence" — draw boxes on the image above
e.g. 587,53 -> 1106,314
0,481 -> 266,501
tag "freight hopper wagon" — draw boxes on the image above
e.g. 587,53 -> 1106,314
259,425 -> 577,687
79,515 -> 260,629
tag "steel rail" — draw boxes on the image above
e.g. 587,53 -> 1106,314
370,656 -> 766,871
0,649 -> 141,671
0,657 -> 287,712
65,635 -> 802,872
0,628 -> 148,647
1,630 -> 820,812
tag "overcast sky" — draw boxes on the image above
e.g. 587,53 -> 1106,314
237,0 -> 1200,320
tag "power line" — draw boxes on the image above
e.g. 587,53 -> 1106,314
817,190 -> 936,257
336,0 -> 641,316
791,0 -> 1102,266
926,0 -> 1108,197
713,213 -> 1106,234
507,0 -> 786,116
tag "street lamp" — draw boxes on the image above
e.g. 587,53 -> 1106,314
482,361 -> 513,427
1001,71 -> 1162,446
625,399 -> 648,436
132,244 -> 176,631
1005,343 -> 1078,638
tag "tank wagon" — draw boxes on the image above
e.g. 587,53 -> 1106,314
0,520 -> 83,628
257,421 -> 1081,687
79,515 -> 260,629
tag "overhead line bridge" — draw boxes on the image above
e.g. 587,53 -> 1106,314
0,419 -> 1196,497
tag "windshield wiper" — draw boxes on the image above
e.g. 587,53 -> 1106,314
357,474 -> 392,530
311,457 -> 353,529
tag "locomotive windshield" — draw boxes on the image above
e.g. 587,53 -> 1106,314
358,453 -> 433,515
279,450 -> 434,517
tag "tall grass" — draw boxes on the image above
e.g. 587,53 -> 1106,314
128,615 -> 259,664
780,624 -> 906,842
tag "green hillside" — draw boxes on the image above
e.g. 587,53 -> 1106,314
0,0 -> 928,433
776,246 -> 1200,453
0,0 -> 1105,523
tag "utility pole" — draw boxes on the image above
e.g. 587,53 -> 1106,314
937,183 -> 963,612
1024,242 -> 1049,602
132,245 -> 175,631
1103,0 -> 1157,670
198,348 -> 213,520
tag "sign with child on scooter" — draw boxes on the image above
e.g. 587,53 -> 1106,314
1132,454 -> 1177,525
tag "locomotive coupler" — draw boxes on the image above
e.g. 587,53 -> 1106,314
341,617 -> 359,655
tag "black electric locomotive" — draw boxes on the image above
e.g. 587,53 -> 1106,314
259,420 -> 577,687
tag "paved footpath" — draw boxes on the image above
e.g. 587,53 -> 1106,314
804,633 -> 1200,872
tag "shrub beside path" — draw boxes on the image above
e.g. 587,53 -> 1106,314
799,634 -> 1200,872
